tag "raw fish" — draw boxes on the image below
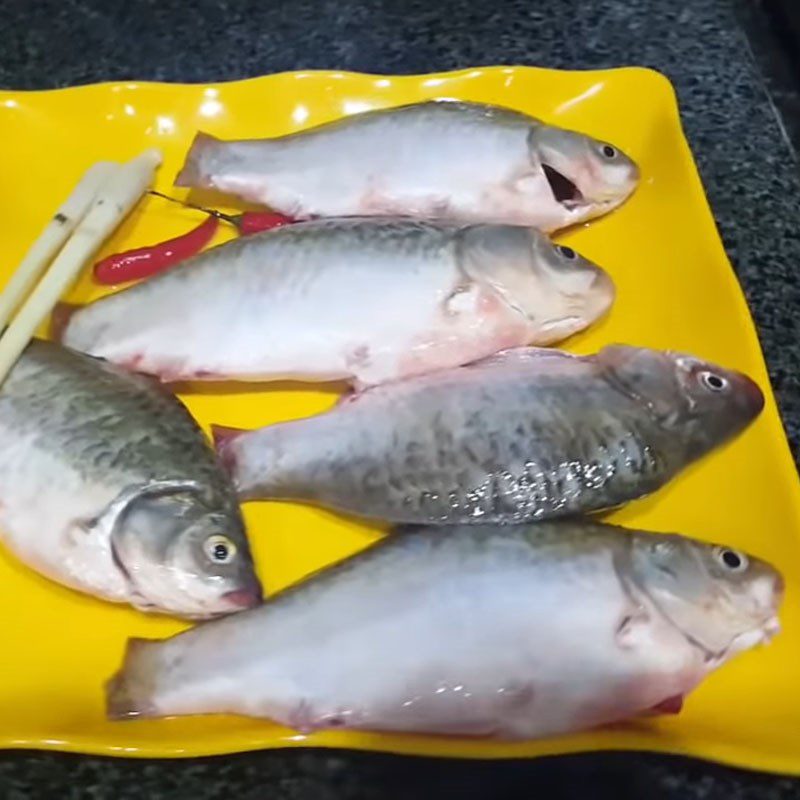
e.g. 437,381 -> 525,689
107,519 -> 781,739
0,340 -> 261,617
60,219 -> 613,386
218,345 -> 764,523
176,101 -> 639,231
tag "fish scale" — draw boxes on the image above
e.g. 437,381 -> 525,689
61,218 -> 614,387
174,100 -> 640,231
106,519 -> 782,739
9,345 -> 218,487
221,345 -> 764,524
0,340 -> 260,617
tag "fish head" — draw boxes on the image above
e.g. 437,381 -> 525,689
630,531 -> 783,660
597,345 -> 764,457
459,225 -> 614,343
112,492 -> 262,619
525,232 -> 615,341
528,124 -> 639,224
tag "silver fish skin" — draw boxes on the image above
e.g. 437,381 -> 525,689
106,519 -> 782,738
219,345 -> 764,524
0,340 -> 261,618
59,218 -> 613,386
174,101 -> 639,231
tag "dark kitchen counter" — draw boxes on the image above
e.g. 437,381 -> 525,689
2,0 -> 800,797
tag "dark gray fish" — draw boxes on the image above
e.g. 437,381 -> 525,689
0,339 -> 261,617
216,345 -> 764,524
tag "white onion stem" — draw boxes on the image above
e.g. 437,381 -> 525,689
0,161 -> 118,331
0,148 -> 162,383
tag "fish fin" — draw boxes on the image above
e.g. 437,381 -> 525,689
50,302 -> 80,343
211,424 -> 248,476
285,700 -> 368,734
211,424 -> 247,451
335,385 -> 371,405
470,347 -> 575,368
648,695 -> 684,716
174,132 -> 222,188
390,523 -> 431,537
442,282 -> 480,317
105,638 -> 161,720
72,480 -> 204,551
615,607 -> 651,649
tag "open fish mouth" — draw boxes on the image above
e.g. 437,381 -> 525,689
542,163 -> 584,208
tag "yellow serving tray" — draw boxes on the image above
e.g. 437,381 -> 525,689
0,66 -> 799,770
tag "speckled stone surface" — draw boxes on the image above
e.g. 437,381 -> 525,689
1,0 -> 800,797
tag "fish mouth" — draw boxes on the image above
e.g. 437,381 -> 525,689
222,586 -> 263,611
697,623 -> 779,670
542,163 -> 584,208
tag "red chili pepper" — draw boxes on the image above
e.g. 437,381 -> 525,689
92,193 -> 296,285
93,215 -> 219,285
235,211 -> 295,235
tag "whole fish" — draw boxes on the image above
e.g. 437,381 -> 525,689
0,339 -> 261,618
59,218 -> 614,386
217,345 -> 764,524
175,100 -> 639,231
106,519 -> 782,738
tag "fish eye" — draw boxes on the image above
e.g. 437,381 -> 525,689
601,144 -> 617,159
557,245 -> 577,260
203,535 -> 237,564
713,546 -> 749,572
699,370 -> 729,392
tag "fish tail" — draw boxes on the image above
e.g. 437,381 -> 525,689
174,132 -> 223,188
105,637 -> 162,720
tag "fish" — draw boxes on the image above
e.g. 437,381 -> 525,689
105,518 -> 782,738
174,100 -> 639,231
216,345 -> 764,524
58,218 -> 614,386
0,339 -> 261,618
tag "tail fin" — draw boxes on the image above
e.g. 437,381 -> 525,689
174,132 -> 223,188
105,637 -> 162,720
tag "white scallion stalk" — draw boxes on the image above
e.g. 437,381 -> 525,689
0,148 -> 162,384
0,160 -> 118,331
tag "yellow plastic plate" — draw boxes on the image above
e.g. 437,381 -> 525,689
0,67 -> 799,770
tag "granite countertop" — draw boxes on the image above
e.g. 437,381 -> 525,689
2,0 -> 800,797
